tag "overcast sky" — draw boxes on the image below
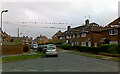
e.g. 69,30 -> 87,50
0,0 -> 120,39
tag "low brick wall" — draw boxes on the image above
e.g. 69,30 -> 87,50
2,45 -> 23,55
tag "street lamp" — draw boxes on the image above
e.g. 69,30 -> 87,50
1,9 -> 8,57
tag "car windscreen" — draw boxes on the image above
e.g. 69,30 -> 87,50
46,47 -> 56,50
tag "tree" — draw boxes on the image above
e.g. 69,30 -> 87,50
10,39 -> 14,42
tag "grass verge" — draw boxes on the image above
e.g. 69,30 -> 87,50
67,52 -> 119,62
57,49 -> 62,51
2,50 -> 45,63
107,58 -> 120,62
68,52 -> 106,58
2,54 -> 44,63
32,50 -> 45,54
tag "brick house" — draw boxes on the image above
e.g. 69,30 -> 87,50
100,17 -> 120,44
52,30 -> 62,43
11,36 -> 33,43
0,30 -> 11,42
34,35 -> 48,44
58,19 -> 103,46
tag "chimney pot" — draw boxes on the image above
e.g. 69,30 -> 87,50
67,26 -> 71,30
85,19 -> 89,25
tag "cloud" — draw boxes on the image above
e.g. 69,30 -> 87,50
1,0 -> 119,39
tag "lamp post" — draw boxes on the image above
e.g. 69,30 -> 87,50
1,10 -> 8,57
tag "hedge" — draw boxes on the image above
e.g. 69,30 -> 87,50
61,44 -> 72,50
62,44 -> 120,54
72,46 -> 100,54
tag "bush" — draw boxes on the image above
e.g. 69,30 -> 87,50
73,45 -> 100,54
62,44 -> 120,54
61,44 -> 72,50
55,41 -> 63,45
72,44 -> 120,54
100,44 -> 119,54
38,43 -> 45,45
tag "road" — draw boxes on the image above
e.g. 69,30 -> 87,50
2,51 -> 119,72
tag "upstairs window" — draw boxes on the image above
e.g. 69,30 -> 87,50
109,29 -> 118,35
81,33 -> 86,37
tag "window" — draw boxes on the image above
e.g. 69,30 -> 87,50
60,37 -> 62,39
77,42 -> 79,45
109,29 -> 118,35
73,35 -> 75,38
81,33 -> 86,37
94,42 -> 97,47
77,34 -> 80,37
110,41 -> 118,44
81,42 -> 86,46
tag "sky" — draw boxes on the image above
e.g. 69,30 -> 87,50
0,0 -> 120,39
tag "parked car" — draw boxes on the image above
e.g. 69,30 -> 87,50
32,44 -> 38,50
42,45 -> 48,53
37,45 -> 44,52
45,45 -> 58,57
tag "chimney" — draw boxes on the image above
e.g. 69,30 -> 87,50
85,19 -> 89,25
67,26 -> 71,30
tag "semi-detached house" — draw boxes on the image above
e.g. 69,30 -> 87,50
58,19 -> 103,47
56,17 -> 120,47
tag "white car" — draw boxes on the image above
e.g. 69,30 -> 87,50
45,46 -> 58,57
33,44 -> 38,50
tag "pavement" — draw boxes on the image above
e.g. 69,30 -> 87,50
60,49 -> 117,60
2,51 -> 119,72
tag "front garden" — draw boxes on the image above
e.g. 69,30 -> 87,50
61,44 -> 120,57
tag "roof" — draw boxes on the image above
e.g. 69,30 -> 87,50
52,30 -> 62,38
102,17 -> 120,31
108,17 -> 120,26
59,22 -> 103,37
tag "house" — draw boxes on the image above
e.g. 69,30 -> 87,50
34,35 -> 48,44
2,32 -> 11,42
11,36 -> 33,43
100,17 -> 120,44
0,29 -> 11,42
52,30 -> 62,43
58,19 -> 103,47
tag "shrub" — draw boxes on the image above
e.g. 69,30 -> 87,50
100,44 -> 119,54
73,45 -> 100,54
55,41 -> 63,45
61,44 -> 72,50
38,43 -> 45,45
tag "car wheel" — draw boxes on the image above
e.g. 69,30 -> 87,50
45,55 -> 48,57
55,54 -> 58,57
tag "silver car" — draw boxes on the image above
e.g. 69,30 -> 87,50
45,46 -> 58,57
